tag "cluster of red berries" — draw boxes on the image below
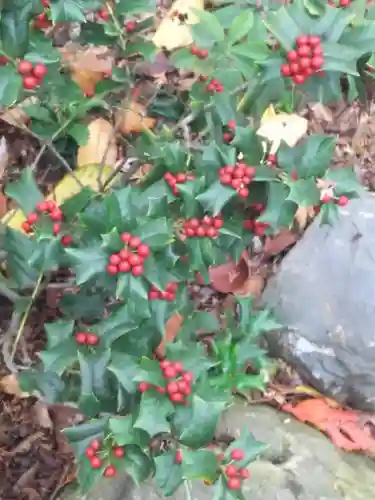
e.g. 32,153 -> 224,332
138,359 -> 193,405
75,331 -> 100,346
183,215 -> 224,238
219,163 -> 256,198
280,34 -> 324,85
41,0 -> 49,6
148,281 -> 178,301
224,449 -> 250,491
243,218 -> 270,236
95,8 -> 109,20
329,0 -> 351,6
33,11 -> 52,30
22,201 -> 72,244
163,172 -> 195,196
206,78 -> 224,93
18,60 -> 48,90
107,233 -> 150,277
190,46 -> 208,59
125,20 -> 137,33
85,439 -> 124,478
321,194 -> 349,206
223,120 -> 236,143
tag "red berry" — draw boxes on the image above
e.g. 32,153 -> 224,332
53,223 -> 61,235
131,265 -> 144,277
173,360 -> 184,372
304,67 -> 314,76
227,477 -> 241,490
206,226 -> 218,238
220,174 -> 232,185
313,46 -> 323,56
280,64 -> 292,77
182,371 -> 194,383
107,264 -> 118,275
196,226 -> 206,237
75,332 -> 87,344
190,46 -> 199,55
202,215 -> 212,226
166,282 -> 178,293
137,244 -> 150,258
167,381 -> 179,393
90,456 -> 102,469
216,84 -> 224,93
46,200 -> 56,212
337,195 -> 349,206
287,50 -> 298,62
23,76 -> 38,89
160,360 -> 171,369
213,218 -> 224,229
239,468 -> 250,479
292,74 -> 305,85
33,63 -> 48,79
164,366 -> 177,379
233,166 -> 245,179
129,254 -> 142,267
90,440 -> 101,451
125,21 -> 137,33
138,382 -> 150,392
129,236 -> 141,248
148,290 -> 159,300
27,212 -> 39,224
175,173 -> 187,183
223,132 -> 233,143
231,449 -> 245,461
18,60 -> 33,75
177,380 -> 191,395
185,228 -> 195,237
297,45 -> 310,57
245,166 -> 256,178
311,56 -> 324,69
61,235 -> 73,246
206,83 -> 216,92
170,392 -> 184,403
224,165 -> 235,174
199,49 -> 209,59
113,446 -> 125,458
289,62 -> 300,75
109,254 -> 121,266
225,465 -> 238,477
308,35 -> 321,47
50,209 -> 63,221
121,232 -> 131,243
238,188 -> 249,198
231,179 -> 242,189
103,465 -> 117,477
188,218 -> 200,229
227,119 -> 236,129
299,57 -> 311,69
41,0 -> 49,6
296,34 -> 309,46
86,334 -> 99,346
175,450 -> 183,464
162,291 -> 174,301
36,201 -> 49,212
156,386 -> 166,393
119,249 -> 131,261
85,447 -> 95,459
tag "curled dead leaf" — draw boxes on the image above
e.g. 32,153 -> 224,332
77,118 -> 117,168
71,69 -> 104,95
154,312 -> 183,358
0,374 -> 29,398
1,97 -> 37,128
263,228 -> 298,257
118,100 -> 156,135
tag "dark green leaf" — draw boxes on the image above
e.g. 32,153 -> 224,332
65,245 -> 108,284
116,0 -> 156,14
324,166 -> 362,195
196,181 -> 236,216
109,416 -> 149,447
228,11 -> 254,45
264,7 -> 300,50
192,9 -> 225,46
134,392 -> 174,436
68,123 -> 89,146
50,0 -> 86,22
118,445 -> 153,485
0,9 -> 30,58
78,349 -> 111,396
45,320 -> 75,348
182,450 -> 219,482
287,178 -> 320,207
0,66 -> 22,105
154,453 -> 183,496
39,339 -> 78,375
224,428 -> 266,466
133,218 -> 172,248
108,353 -> 140,393
3,229 -> 39,288
5,168 -> 43,215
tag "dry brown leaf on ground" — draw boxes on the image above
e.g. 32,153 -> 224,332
154,312 -> 184,358
76,118 -> 117,167
0,374 -> 29,398
1,97 -> 37,128
294,206 -> 316,231
118,100 -> 156,135
257,111 -> 308,153
263,228 -> 298,257
153,0 -> 204,50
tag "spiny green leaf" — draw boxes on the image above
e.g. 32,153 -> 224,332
134,392 -> 174,436
5,168 -> 43,215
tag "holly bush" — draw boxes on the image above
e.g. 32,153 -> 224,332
0,0 -> 369,498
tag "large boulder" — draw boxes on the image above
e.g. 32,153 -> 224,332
62,403 -> 375,500
262,194 -> 375,411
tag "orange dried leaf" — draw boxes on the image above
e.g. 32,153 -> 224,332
154,312 -> 184,358
118,100 -> 156,135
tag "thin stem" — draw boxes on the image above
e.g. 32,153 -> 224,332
10,271 -> 44,361
184,480 -> 193,500
105,1 -> 127,51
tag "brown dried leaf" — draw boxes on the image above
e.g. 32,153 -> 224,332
1,98 -> 37,127
76,118 -> 117,168
0,374 -> 29,398
154,312 -> 184,358
235,274 -> 265,298
0,136 -> 9,182
263,228 -> 298,257
294,206 -> 315,231
118,100 -> 156,135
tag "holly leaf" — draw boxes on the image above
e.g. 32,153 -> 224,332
63,417 -> 109,457
0,8 -> 30,58
224,428 -> 266,466
107,353 -> 140,393
324,166 -> 362,195
264,7 -> 300,51
109,416 -> 149,447
0,66 -> 23,105
50,0 -> 86,22
166,342 -> 215,380
133,217 -> 172,248
231,127 -> 263,164
44,320 -> 75,348
134,392 -> 174,436
228,11 -> 254,45
192,9 -> 225,46
118,445 -> 153,485
134,357 -> 166,387
77,349 -> 111,398
287,178 -> 320,207
5,168 -> 43,215
196,181 -> 236,216
117,0 -> 156,14
182,450 -> 219,482
3,229 -> 39,288
154,452 -> 183,496
39,339 -> 78,375
65,245 -> 108,284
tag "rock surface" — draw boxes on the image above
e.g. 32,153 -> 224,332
62,403 -> 375,500
262,194 -> 375,411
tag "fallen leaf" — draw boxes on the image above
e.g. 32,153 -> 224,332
257,112 -> 308,153
0,135 -> 9,181
118,100 -> 156,135
154,312 -> 184,358
1,97 -> 37,127
0,374 -> 29,398
282,398 -> 375,455
77,118 -> 117,168
153,0 -> 204,51
263,228 -> 297,257
294,206 -> 315,231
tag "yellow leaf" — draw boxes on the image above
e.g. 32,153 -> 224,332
256,112 -> 308,153
118,100 -> 156,135
77,118 -> 117,168
153,0 -> 204,51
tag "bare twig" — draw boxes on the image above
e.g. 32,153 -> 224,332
101,157 -> 140,191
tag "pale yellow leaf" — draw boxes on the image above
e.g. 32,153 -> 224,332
153,0 -> 204,51
118,100 -> 156,135
0,374 -> 29,398
256,112 -> 308,153
77,118 -> 117,168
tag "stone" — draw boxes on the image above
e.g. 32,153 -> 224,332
262,194 -> 375,411
61,403 -> 375,500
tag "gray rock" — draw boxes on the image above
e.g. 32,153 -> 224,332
61,403 -> 375,500
262,194 -> 375,411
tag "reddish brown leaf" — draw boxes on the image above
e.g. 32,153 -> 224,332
154,312 -> 183,358
263,228 -> 297,257
282,399 -> 375,455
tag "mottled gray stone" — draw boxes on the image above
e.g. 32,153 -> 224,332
62,403 -> 375,500
262,194 -> 375,411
